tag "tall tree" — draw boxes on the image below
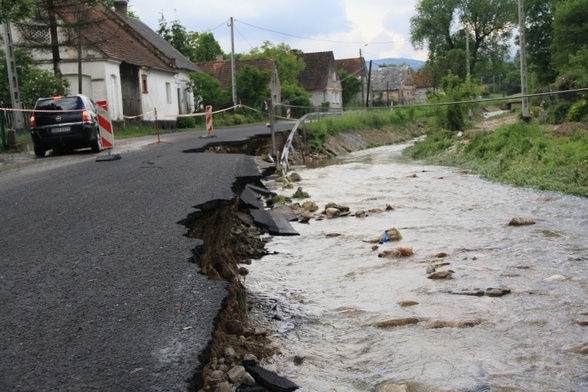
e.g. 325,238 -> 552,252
157,15 -> 221,62
410,0 -> 516,80
157,14 -> 198,61
193,32 -> 222,62
234,65 -> 271,108
410,0 -> 460,59
524,0 -> 556,86
550,0 -> 588,71
16,0 -> 109,78
241,41 -> 305,86
0,0 -> 34,20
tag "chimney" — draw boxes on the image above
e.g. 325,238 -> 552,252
114,0 -> 128,18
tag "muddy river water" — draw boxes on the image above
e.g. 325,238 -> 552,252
246,142 -> 588,392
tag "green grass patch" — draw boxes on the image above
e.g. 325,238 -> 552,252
404,121 -> 588,197
303,108 -> 431,151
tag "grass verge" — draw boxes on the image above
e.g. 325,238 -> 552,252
404,121 -> 588,197
303,108 -> 432,150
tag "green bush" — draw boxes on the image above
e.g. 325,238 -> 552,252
404,128 -> 455,159
550,101 -> 572,123
232,114 -> 248,125
567,99 -> 588,122
177,116 -> 196,129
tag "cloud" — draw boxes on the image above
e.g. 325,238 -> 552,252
129,0 -> 426,60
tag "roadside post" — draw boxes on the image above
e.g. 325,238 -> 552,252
1,110 -> 5,151
268,99 -> 276,161
206,105 -> 213,134
148,108 -> 171,145
200,105 -> 217,139
95,100 -> 121,162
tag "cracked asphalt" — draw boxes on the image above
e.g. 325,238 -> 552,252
0,124 -> 291,391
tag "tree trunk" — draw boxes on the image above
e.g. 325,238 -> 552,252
46,0 -> 62,77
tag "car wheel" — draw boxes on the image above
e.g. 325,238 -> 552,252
91,129 -> 103,153
34,146 -> 45,158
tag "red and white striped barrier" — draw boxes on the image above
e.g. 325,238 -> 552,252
205,105 -> 213,135
95,100 -> 114,149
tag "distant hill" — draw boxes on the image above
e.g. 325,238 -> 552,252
369,58 -> 425,70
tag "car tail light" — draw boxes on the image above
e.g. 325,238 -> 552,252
82,110 -> 92,123
30,116 -> 36,128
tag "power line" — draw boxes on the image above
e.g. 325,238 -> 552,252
233,24 -> 255,51
208,19 -> 230,33
235,19 -> 408,45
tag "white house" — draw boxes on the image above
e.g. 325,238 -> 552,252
12,0 -> 199,129
295,51 -> 343,111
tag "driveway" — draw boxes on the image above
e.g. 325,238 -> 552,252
0,123 -> 290,391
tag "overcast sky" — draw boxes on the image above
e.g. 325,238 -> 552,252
129,0 -> 427,61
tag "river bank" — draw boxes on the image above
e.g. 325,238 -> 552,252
244,142 -> 588,391
196,113 -> 587,391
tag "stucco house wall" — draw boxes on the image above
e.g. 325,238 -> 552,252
295,51 -> 343,111
12,0 -> 198,129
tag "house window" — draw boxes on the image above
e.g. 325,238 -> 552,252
332,91 -> 340,104
141,74 -> 148,94
166,82 -> 172,104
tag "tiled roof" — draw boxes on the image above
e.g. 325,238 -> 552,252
116,13 -> 199,72
195,59 -> 276,89
295,51 -> 336,91
54,0 -> 197,73
413,70 -> 434,88
370,65 -> 412,91
335,57 -> 365,77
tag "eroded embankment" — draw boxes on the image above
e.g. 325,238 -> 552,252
183,127 -> 419,391
182,133 -> 297,391
182,189 -> 278,391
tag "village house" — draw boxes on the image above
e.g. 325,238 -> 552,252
195,58 -> 281,110
12,0 -> 198,129
335,57 -> 367,107
369,65 -> 415,106
295,51 -> 343,111
413,69 -> 437,102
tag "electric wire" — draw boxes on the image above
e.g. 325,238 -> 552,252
235,19 -> 408,45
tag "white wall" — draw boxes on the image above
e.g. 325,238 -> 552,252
139,68 -> 195,121
59,60 -> 125,122
139,68 -> 174,122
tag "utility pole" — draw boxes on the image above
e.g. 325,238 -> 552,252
465,29 -> 470,78
2,19 -> 24,131
268,99 -> 276,159
359,44 -> 367,107
465,28 -> 472,120
229,17 -> 237,108
77,16 -> 83,94
518,0 -> 531,122
365,60 -> 372,108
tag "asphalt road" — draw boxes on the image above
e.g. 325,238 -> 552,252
0,123 -> 292,391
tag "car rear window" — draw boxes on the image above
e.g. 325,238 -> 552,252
35,97 -> 82,111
